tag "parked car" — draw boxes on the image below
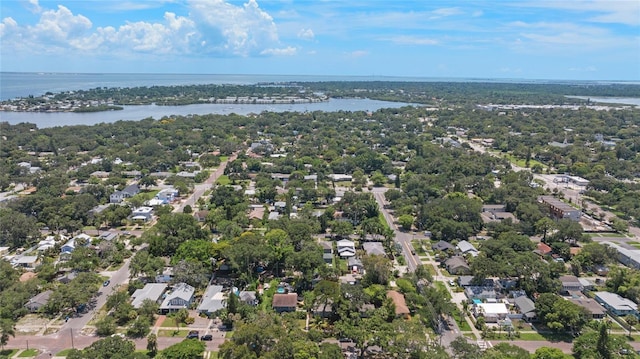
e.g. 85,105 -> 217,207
200,334 -> 213,341
103,280 -> 110,287
186,330 -> 199,339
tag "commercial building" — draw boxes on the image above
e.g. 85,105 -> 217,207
538,196 -> 582,222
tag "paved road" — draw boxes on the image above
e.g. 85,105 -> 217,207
173,153 -> 237,213
371,187 -> 420,272
9,156 -> 239,357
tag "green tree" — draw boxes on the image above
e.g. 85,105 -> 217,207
398,214 -> 414,231
95,316 -> 116,337
161,338 -> 205,359
147,333 -> 158,358
532,347 -> 565,359
0,319 -> 15,350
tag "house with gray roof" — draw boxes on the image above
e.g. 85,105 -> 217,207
513,296 -> 536,322
457,240 -> 479,257
25,290 -> 52,312
110,183 -> 140,203
362,242 -> 385,256
197,285 -> 226,316
445,256 -> 471,275
594,292 -> 639,318
160,283 -> 195,314
432,241 -> 455,252
131,283 -> 167,309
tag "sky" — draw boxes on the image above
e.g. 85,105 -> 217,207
1,0 -> 639,80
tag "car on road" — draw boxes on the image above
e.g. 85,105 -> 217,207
187,330 -> 199,339
103,280 -> 110,287
201,334 -> 213,341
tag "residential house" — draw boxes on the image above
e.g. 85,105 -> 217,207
131,207 -> 154,222
535,242 -> 552,257
198,285 -> 226,316
14,256 -> 40,269
110,184 -> 140,204
363,242 -> 386,256
25,290 -> 52,312
99,232 -> 118,242
37,237 -> 56,252
272,293 -> 298,313
432,241 -> 455,252
238,291 -> 258,306
387,291 -> 410,318
465,286 -> 498,301
131,283 -> 168,309
155,267 -> 174,283
328,174 -> 353,182
0,246 -> 9,256
513,296 -> 536,322
56,271 -> 78,284
482,204 -> 506,213
193,210 -> 209,222
156,188 -> 178,203
568,297 -> 606,319
337,239 -> 356,258
347,257 -> 364,274
474,303 -> 509,323
160,283 -> 195,314
445,256 -> 471,275
594,292 -> 639,318
457,241 -> 479,257
559,275 -> 584,294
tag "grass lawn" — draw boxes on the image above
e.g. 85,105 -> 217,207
411,240 -> 426,255
160,317 -> 187,328
55,349 -> 73,357
451,308 -> 472,331
225,331 -> 234,338
157,329 -> 190,337
216,175 -> 230,185
628,243 -> 640,249
434,282 -> 451,299
220,156 -> 229,162
18,349 -> 40,357
0,349 -> 17,357
378,213 -> 390,230
589,232 -> 627,238
209,352 -> 219,359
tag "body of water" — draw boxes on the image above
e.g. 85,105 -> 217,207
567,96 -> 640,106
1,99 -> 414,128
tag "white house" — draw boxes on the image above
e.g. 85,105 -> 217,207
197,285 -> 226,315
110,184 -> 140,203
131,207 -> 154,222
337,239 -> 356,258
160,283 -> 195,314
131,283 -> 168,309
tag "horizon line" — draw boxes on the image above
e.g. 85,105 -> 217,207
1,72 -> 638,84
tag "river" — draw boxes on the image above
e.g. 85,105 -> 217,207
0,98 -> 415,128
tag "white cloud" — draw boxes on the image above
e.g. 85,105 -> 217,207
27,0 -> 42,13
260,46 -> 297,56
506,20 -> 635,52
297,28 -> 314,40
514,1 -> 640,26
384,35 -> 438,46
0,0 -> 291,58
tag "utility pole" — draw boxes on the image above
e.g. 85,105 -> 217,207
70,328 -> 74,349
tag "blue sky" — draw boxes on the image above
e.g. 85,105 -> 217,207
1,0 -> 638,80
